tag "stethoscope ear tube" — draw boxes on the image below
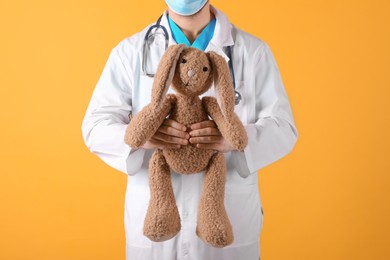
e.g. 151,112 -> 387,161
142,15 -> 169,77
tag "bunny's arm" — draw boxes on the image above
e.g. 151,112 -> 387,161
125,94 -> 177,148
202,96 -> 248,151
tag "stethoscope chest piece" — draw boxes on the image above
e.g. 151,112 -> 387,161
234,91 -> 242,105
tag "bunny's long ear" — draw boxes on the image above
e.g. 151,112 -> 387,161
207,51 -> 235,119
151,44 -> 186,109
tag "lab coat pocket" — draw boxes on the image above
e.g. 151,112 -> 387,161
233,81 -> 248,124
224,187 -> 262,247
124,186 -> 152,248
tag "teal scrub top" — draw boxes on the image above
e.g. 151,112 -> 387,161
167,15 -> 216,51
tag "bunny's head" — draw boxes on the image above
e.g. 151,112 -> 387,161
151,44 -> 235,119
171,47 -> 214,97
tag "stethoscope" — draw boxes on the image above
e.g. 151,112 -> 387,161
142,15 -> 242,106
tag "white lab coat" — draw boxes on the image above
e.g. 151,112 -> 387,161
81,5 -> 298,260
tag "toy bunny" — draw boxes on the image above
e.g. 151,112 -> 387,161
124,44 -> 248,248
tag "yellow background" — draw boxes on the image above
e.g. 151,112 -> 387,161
0,0 -> 389,259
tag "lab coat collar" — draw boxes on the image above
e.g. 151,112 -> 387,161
208,5 -> 234,48
159,5 -> 234,62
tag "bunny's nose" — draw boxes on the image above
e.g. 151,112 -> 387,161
187,69 -> 195,78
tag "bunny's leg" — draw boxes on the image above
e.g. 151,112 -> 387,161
196,152 -> 234,248
143,149 -> 181,242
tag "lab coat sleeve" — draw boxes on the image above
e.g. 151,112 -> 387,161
81,46 -> 146,175
231,42 -> 298,178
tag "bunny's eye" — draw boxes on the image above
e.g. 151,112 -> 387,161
203,67 -> 208,72
181,59 -> 187,63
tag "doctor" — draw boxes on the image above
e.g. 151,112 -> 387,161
82,0 -> 298,259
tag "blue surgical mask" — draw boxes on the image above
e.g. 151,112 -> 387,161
165,0 -> 208,16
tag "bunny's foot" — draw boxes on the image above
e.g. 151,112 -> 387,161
196,200 -> 233,248
143,198 -> 181,242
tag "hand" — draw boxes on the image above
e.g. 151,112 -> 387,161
189,120 -> 236,153
141,119 -> 190,149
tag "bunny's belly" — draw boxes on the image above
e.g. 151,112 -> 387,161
163,144 -> 215,174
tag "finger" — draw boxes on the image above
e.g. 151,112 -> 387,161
153,132 -> 189,145
189,135 -> 223,144
163,119 -> 187,131
190,120 -> 216,130
158,125 -> 190,139
189,127 -> 221,137
150,138 -> 181,149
